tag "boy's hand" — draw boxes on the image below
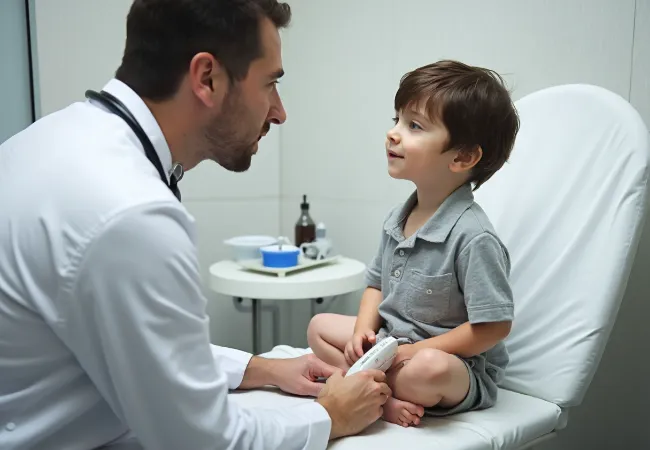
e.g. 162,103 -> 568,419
344,330 -> 376,367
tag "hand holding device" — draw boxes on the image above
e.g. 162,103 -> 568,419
345,336 -> 398,377
317,370 -> 391,439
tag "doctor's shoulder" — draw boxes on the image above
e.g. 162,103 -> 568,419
52,130 -> 193,247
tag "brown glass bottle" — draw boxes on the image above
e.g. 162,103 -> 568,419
295,194 -> 316,246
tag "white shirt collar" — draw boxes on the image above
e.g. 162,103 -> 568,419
99,78 -> 174,181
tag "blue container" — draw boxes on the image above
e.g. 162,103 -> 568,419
260,244 -> 301,268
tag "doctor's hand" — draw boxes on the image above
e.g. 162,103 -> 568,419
272,353 -> 342,397
316,369 -> 391,440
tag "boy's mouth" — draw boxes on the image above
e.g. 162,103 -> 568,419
387,149 -> 404,159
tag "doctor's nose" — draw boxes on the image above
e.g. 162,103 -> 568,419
268,92 -> 287,125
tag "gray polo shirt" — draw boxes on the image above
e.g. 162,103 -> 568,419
366,183 -> 514,382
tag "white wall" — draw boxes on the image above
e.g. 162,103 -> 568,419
28,0 -> 650,447
0,0 -> 33,143
279,0 -> 650,448
31,0 -> 282,352
631,0 -> 650,123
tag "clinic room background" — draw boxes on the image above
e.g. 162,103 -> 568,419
1,0 -> 649,448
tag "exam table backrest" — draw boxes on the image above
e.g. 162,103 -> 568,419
473,84 -> 650,407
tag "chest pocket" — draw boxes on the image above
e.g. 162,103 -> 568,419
404,271 -> 453,324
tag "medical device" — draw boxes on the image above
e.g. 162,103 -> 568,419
345,336 -> 398,377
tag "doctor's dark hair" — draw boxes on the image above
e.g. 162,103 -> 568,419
394,60 -> 520,190
115,0 -> 291,101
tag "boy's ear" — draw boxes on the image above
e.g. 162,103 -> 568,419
450,145 -> 482,173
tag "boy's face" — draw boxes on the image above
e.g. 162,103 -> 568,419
385,104 -> 460,188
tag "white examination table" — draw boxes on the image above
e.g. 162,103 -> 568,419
228,84 -> 650,449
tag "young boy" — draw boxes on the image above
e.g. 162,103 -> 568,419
308,60 -> 519,428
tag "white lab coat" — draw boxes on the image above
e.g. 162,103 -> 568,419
0,79 -> 331,449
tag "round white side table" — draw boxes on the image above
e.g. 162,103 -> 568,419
209,257 -> 366,354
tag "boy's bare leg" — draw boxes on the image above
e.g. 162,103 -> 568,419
307,313 -> 356,371
383,348 -> 470,427
308,316 -> 461,427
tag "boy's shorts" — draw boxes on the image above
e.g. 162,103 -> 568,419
378,333 -> 501,416
424,354 -> 499,417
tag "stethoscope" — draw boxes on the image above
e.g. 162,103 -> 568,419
84,89 -> 182,201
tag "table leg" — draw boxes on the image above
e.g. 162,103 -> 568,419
252,298 -> 262,354
311,297 -> 324,318
272,306 -> 280,350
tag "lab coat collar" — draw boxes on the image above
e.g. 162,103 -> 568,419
99,78 -> 174,182
384,183 -> 475,244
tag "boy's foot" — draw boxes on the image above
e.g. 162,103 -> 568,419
382,396 -> 425,427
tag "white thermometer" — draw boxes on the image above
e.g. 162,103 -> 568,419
345,336 -> 398,377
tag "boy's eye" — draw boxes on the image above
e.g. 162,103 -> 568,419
391,116 -> 399,124
409,121 -> 422,130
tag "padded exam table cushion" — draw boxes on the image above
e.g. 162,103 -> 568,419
228,346 -> 562,449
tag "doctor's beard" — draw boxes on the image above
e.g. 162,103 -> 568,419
202,90 -> 268,173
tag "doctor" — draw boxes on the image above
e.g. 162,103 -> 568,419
0,0 -> 391,449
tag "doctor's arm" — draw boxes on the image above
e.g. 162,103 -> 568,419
65,203 -> 331,450
213,343 -> 342,398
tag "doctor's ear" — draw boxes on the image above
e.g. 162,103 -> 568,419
449,145 -> 482,173
188,52 -> 228,108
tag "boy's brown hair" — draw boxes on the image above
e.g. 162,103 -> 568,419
394,60 -> 519,190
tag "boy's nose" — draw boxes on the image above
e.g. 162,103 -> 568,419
387,128 -> 401,145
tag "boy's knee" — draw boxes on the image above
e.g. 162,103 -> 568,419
411,348 -> 452,383
306,313 -> 328,344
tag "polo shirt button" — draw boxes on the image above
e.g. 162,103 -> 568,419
394,269 -> 401,277
399,250 -> 405,257
426,289 -> 433,295
5,422 -> 16,431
